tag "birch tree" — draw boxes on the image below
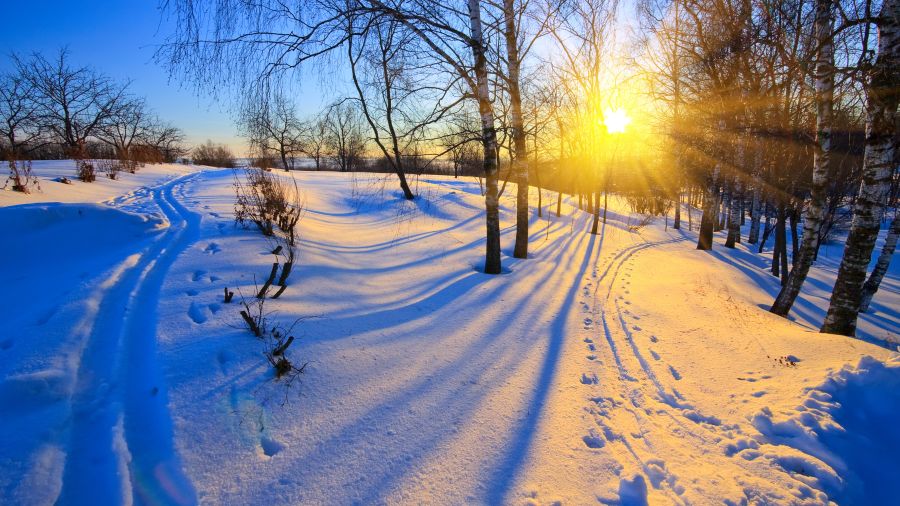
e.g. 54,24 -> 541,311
822,0 -> 899,335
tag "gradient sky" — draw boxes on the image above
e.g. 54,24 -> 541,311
1,1 -> 272,153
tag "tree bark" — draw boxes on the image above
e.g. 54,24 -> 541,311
697,168 -> 719,250
748,177 -> 762,243
725,177 -> 742,247
771,0 -> 835,316
860,212 -> 899,312
821,0 -> 898,335
502,0 -> 530,259
673,189 -> 681,229
468,0 -> 502,274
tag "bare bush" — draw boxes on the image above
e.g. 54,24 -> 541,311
4,158 -> 40,193
193,140 -> 236,167
234,168 -> 303,243
96,158 -> 122,180
76,160 -> 95,182
236,290 -> 306,382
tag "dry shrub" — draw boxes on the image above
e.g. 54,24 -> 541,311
194,141 -> 236,167
76,160 -> 96,182
234,168 -> 303,244
96,158 -> 122,180
5,158 -> 40,193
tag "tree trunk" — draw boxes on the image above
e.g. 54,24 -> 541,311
673,189 -> 681,230
748,178 -> 762,243
687,185 -> 693,231
860,211 -> 900,312
789,207 -> 799,263
725,177 -> 742,247
590,191 -> 600,235
603,188 -> 608,224
759,202 -> 772,253
716,188 -> 727,231
468,0 -> 502,274
821,0 -> 898,335
697,169 -> 718,250
502,0 -> 529,259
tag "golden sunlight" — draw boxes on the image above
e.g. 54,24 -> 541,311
603,107 -> 632,134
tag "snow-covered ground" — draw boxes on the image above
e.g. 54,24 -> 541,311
0,163 -> 897,505
0,160 -> 199,207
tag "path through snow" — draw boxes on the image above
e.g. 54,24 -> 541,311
1,168 -> 898,505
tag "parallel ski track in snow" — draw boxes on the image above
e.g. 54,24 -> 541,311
57,173 -> 200,505
581,233 -> 809,503
582,235 -> 726,503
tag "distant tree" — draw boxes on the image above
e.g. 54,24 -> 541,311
15,49 -> 129,154
298,117 -> 330,171
325,102 -> 367,172
240,94 -> 303,170
145,122 -> 188,162
97,97 -> 153,167
0,72 -> 45,158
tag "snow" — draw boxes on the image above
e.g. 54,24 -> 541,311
1,164 -> 898,505
0,160 -> 198,207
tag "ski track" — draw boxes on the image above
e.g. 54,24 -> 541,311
580,234 -> 741,503
576,232 -> 837,504
57,173 -> 200,506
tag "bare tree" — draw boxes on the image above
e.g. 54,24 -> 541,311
822,0 -> 900,336
298,117 -> 331,170
326,101 -> 367,172
15,49 -> 129,154
346,16 -> 417,199
770,0 -> 836,316
97,96 -> 153,167
241,94 -> 304,170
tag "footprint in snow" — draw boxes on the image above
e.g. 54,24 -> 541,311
580,373 -> 599,385
650,350 -> 660,361
185,289 -> 199,296
188,301 -> 208,324
204,243 -> 222,254
649,335 -> 658,343
582,430 -> 605,448
259,437 -> 285,457
192,270 -> 207,282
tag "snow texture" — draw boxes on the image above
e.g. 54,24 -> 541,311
1,164 -> 897,505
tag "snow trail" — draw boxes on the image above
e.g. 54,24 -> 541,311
57,174 -> 200,505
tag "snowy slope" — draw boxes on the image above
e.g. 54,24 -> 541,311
0,160 -> 198,207
0,167 -> 897,505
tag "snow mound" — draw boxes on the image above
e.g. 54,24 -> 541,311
752,355 -> 900,503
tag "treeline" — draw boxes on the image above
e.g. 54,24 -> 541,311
157,0 -> 896,336
1,49 -> 188,188
639,0 -> 899,336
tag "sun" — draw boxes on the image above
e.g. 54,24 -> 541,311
603,107 -> 632,134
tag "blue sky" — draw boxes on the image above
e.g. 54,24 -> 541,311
1,1 -> 262,153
